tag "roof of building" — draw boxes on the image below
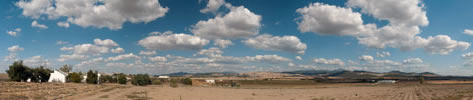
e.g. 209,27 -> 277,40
54,70 -> 68,75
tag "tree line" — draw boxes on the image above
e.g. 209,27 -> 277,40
6,61 -> 52,82
5,61 -> 192,86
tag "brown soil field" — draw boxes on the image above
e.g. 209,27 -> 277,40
427,80 -> 473,84
1,81 -> 473,100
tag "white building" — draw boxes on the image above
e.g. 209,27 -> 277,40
158,76 -> 169,79
82,76 -> 87,83
48,70 -> 67,83
377,80 -> 396,84
205,79 -> 215,84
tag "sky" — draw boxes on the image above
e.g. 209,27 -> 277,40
2,0 -> 473,75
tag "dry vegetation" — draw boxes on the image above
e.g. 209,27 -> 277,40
0,82 -> 129,100
1,81 -> 473,100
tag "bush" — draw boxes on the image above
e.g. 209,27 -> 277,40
6,61 -> 52,83
420,76 -> 425,84
101,75 -> 115,83
6,61 -> 32,82
117,73 -> 127,84
181,78 -> 192,85
67,72 -> 82,83
86,70 -> 98,84
152,79 -> 161,85
30,66 -> 52,82
131,74 -> 151,86
170,79 -> 178,88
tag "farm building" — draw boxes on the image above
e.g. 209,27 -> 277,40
192,79 -> 214,86
48,70 -> 67,83
377,80 -> 397,84
81,75 -> 87,83
158,76 -> 170,79
205,79 -> 216,84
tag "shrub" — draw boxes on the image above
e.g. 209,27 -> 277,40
101,75 -> 115,83
131,74 -> 151,86
117,73 -> 127,84
152,79 -> 161,85
30,66 -> 52,82
6,61 -> 52,83
67,72 -> 82,83
86,70 -> 98,84
420,76 -> 425,84
170,79 -> 178,88
181,78 -> 192,85
6,61 -> 32,82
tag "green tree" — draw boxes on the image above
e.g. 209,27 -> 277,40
420,76 -> 425,84
30,66 -> 52,82
152,79 -> 161,85
6,61 -> 32,82
101,75 -> 116,83
67,72 -> 83,83
60,65 -> 72,73
131,74 -> 151,86
117,73 -> 127,84
86,70 -> 98,84
181,78 -> 192,85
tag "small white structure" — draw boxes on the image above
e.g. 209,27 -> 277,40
81,76 -> 87,83
205,79 -> 215,84
377,80 -> 396,84
81,74 -> 102,84
158,76 -> 170,81
158,76 -> 169,79
48,70 -> 67,83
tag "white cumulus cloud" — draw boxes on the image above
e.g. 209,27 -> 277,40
138,33 -> 209,51
8,45 -> 24,52
61,44 -> 109,55
31,20 -> 48,29
296,0 -> 470,55
57,21 -> 70,28
111,47 -> 125,53
106,53 -> 140,61
192,6 -> 262,39
149,56 -> 167,62
359,55 -> 374,61
94,38 -> 119,47
139,51 -> 157,56
243,34 -> 307,54
295,56 -> 302,60
200,0 -> 229,13
464,29 -> 473,35
296,3 -> 373,36
214,39 -> 233,48
6,28 -> 21,37
403,58 -> 423,64
16,0 -> 169,30
313,57 -> 344,66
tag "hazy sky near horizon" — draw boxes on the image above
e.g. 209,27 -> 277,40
2,0 -> 473,75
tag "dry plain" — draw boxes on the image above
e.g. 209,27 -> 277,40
1,81 -> 473,100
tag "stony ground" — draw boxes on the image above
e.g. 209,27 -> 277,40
2,81 -> 473,100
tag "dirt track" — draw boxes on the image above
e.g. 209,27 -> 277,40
2,82 -> 473,100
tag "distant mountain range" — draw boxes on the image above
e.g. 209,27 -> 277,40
282,69 -> 439,79
159,71 -> 239,77
158,69 -> 473,80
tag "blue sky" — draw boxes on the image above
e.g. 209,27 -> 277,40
2,0 -> 473,75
